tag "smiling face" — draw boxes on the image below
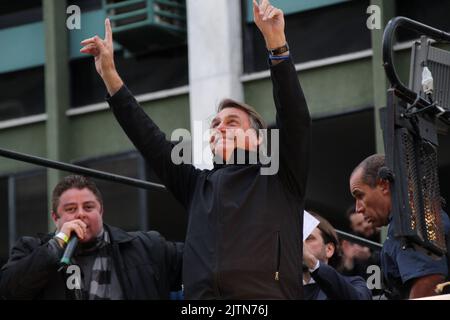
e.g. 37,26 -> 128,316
52,187 -> 103,243
209,107 -> 261,162
349,167 -> 391,228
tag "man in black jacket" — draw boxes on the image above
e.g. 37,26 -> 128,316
0,175 -> 183,300
80,0 -> 310,299
303,212 -> 372,300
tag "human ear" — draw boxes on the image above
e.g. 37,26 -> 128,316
325,243 -> 335,260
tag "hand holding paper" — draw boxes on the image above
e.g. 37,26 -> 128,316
303,210 -> 320,241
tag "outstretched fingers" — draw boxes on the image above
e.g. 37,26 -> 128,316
80,35 -> 105,54
253,0 -> 276,22
253,0 -> 261,22
262,4 -> 274,21
80,36 -> 97,45
259,0 -> 270,15
268,7 -> 282,20
80,43 -> 100,56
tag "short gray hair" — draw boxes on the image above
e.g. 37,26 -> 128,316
216,98 -> 267,134
352,154 -> 386,188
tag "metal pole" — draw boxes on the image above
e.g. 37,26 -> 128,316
336,229 -> 383,251
0,148 -> 166,192
43,0 -> 70,232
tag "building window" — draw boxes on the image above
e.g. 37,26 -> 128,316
15,170 -> 48,241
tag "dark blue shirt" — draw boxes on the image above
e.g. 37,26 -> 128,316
381,212 -> 450,299
304,262 -> 372,300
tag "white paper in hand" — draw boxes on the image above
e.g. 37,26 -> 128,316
303,210 -> 320,242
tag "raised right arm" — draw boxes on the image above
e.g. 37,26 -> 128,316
80,19 -> 199,208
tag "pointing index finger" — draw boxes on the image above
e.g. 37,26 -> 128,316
105,18 -> 113,43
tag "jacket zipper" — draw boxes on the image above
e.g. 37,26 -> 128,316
275,231 -> 281,281
214,171 -> 223,297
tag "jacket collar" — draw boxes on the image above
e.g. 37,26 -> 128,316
38,232 -> 54,243
104,224 -> 137,244
213,148 -> 262,169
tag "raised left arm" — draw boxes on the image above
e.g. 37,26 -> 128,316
253,0 -> 311,196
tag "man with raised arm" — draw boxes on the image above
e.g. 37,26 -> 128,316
81,0 -> 311,299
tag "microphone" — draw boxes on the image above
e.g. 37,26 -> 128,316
60,236 -> 79,266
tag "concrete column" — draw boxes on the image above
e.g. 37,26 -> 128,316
370,0 -> 395,242
370,0 -> 395,154
187,0 -> 244,169
43,0 -> 70,231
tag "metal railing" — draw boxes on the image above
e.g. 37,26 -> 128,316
0,147 -> 166,192
336,230 -> 383,251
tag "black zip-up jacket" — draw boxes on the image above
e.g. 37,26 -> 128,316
108,58 -> 311,299
0,225 -> 183,300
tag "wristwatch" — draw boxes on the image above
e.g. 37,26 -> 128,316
268,43 -> 289,56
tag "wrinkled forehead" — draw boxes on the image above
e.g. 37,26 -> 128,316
211,107 -> 251,126
350,167 -> 365,188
